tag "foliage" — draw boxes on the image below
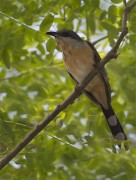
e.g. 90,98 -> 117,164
0,0 -> 136,179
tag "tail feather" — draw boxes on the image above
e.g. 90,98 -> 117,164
100,104 -> 127,141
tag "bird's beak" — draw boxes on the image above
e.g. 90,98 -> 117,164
46,31 -> 58,37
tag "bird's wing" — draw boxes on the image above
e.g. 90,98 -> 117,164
85,40 -> 111,103
67,70 -> 100,105
67,71 -> 78,84
67,40 -> 111,107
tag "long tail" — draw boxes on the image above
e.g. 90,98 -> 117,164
100,104 -> 127,141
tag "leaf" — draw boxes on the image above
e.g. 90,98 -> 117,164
24,15 -> 33,26
0,108 -> 15,141
0,69 -> 6,78
37,44 -> 45,54
2,49 -> 10,69
111,0 -> 122,4
89,15 -> 96,33
13,28 -> 25,50
92,0 -> 99,8
40,14 -> 54,32
46,38 -> 56,53
108,5 -> 118,23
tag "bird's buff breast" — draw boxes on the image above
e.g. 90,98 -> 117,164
60,41 -> 109,109
62,42 -> 100,89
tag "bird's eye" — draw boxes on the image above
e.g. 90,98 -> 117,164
63,32 -> 69,37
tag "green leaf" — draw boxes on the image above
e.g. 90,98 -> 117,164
89,15 -> 96,33
108,5 -> 118,23
0,108 -> 15,141
24,15 -> 33,26
111,0 -> 122,3
40,14 -> 54,32
46,38 -> 56,53
37,44 -> 45,54
101,21 -> 119,43
2,49 -> 10,69
30,1 -> 37,12
13,28 -> 25,50
0,69 -> 6,78
92,0 -> 99,8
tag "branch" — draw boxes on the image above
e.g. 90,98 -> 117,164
92,36 -> 107,45
0,11 -> 45,36
123,0 -> 127,7
127,1 -> 136,12
0,1 -> 136,170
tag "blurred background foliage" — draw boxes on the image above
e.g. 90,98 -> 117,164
0,0 -> 136,179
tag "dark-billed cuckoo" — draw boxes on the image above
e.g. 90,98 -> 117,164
46,29 -> 127,146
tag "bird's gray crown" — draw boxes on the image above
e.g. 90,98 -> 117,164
46,29 -> 83,41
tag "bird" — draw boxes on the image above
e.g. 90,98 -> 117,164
46,29 -> 128,148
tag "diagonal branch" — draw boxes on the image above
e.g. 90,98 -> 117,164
127,0 -> 136,12
0,11 -> 45,36
92,36 -> 107,45
0,1 -> 136,170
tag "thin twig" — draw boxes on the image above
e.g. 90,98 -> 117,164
86,12 -> 89,41
127,1 -> 136,12
123,0 -> 127,7
0,1 -> 136,170
92,36 -> 107,45
0,11 -> 44,35
0,63 -> 63,82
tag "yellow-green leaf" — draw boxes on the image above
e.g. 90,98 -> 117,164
40,14 -> 54,32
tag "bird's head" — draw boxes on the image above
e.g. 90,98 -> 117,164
46,29 -> 83,50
